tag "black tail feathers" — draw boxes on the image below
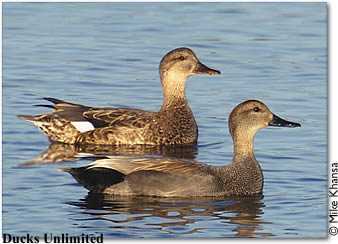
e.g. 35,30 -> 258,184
61,166 -> 126,192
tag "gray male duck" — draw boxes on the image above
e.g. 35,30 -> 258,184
18,47 -> 220,145
62,100 -> 301,197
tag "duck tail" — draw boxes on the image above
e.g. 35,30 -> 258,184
60,166 -> 126,193
17,114 -> 40,122
17,97 -> 93,144
18,113 -> 81,144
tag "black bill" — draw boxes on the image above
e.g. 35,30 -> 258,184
269,114 -> 301,128
194,62 -> 221,75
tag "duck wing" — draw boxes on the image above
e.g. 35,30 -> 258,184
83,108 -> 154,128
86,156 -> 209,175
42,97 -> 154,128
18,97 -> 156,143
62,157 -> 215,196
34,97 -> 92,121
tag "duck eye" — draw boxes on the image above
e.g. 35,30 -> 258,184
179,56 -> 185,61
253,107 -> 260,112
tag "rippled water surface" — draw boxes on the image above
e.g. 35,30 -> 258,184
3,3 -> 327,238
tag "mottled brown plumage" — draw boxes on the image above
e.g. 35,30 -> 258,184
21,142 -> 198,166
18,47 -> 220,145
62,100 -> 301,197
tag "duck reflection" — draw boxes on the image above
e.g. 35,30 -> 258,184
66,194 -> 272,238
22,142 -> 198,166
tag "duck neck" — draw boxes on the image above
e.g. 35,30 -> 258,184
231,128 -> 256,163
160,78 -> 188,110
215,128 -> 263,196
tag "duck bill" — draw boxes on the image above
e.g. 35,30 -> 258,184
194,62 -> 221,75
269,114 -> 301,128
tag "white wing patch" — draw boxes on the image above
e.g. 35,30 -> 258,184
71,121 -> 95,133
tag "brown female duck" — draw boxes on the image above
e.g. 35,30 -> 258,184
62,100 -> 301,197
18,47 -> 220,145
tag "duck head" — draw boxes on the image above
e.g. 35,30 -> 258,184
229,100 -> 301,137
159,47 -> 220,85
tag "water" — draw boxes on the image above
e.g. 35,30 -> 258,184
2,3 -> 327,238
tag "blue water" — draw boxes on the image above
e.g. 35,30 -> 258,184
3,3 -> 327,238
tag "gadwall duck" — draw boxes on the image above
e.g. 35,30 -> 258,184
18,47 -> 220,145
62,100 -> 301,197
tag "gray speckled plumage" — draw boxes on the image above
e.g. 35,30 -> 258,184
63,157 -> 263,197
62,100 -> 301,197
17,47 -> 220,145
